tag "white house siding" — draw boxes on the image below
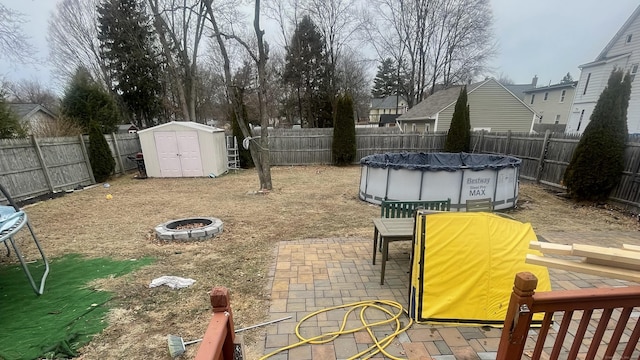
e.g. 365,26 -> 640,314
437,80 -> 534,133
567,7 -> 640,134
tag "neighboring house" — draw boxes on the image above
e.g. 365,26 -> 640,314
8,103 -> 57,134
396,78 -> 537,133
118,123 -> 139,134
566,5 -> 640,134
524,81 -> 577,129
369,96 -> 408,124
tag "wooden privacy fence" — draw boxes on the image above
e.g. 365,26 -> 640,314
2,127 -> 640,210
263,128 -> 640,211
0,133 -> 141,202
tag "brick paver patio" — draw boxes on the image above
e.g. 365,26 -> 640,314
261,231 -> 640,359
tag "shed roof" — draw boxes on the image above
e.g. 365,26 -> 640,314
138,121 -> 224,134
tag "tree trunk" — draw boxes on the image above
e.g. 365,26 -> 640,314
203,0 -> 271,190
254,0 -> 272,190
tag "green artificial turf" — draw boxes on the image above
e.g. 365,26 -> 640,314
0,254 -> 153,360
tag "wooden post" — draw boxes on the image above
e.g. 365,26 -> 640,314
536,130 -> 551,183
31,135 -> 55,192
195,287 -> 236,360
496,272 -> 538,360
505,130 -> 512,156
110,133 -> 125,175
79,134 -> 96,184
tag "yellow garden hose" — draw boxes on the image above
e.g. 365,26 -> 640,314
259,300 -> 414,360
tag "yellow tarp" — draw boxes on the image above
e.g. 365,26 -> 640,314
409,212 -> 551,325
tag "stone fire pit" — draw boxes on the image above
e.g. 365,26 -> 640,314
155,217 -> 223,241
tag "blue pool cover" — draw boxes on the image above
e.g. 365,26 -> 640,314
360,152 -> 521,171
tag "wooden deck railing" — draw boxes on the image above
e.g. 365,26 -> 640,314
195,287 -> 236,360
497,272 -> 640,360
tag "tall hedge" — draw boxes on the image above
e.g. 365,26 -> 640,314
563,69 -> 631,201
332,94 -> 356,165
88,121 -> 115,183
444,86 -> 470,152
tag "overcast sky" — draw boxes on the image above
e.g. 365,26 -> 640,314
0,0 -> 638,95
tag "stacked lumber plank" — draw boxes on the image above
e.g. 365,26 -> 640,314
527,241 -> 640,282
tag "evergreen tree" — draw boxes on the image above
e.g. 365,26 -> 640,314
561,72 -> 574,84
563,69 -> 631,201
0,96 -> 27,139
332,94 -> 356,165
444,86 -> 471,152
283,15 -> 331,128
371,58 -> 398,98
61,67 -> 120,133
88,120 -> 115,183
97,0 -> 162,128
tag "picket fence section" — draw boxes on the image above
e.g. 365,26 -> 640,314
0,133 -> 141,202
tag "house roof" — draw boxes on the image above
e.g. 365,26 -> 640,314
595,5 -> 640,61
8,103 -> 57,121
379,114 -> 400,124
397,81 -> 483,121
398,78 -> 535,122
523,81 -> 578,93
503,83 -> 535,100
370,95 -> 407,109
137,121 -> 224,134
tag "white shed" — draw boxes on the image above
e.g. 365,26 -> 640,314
138,121 -> 228,178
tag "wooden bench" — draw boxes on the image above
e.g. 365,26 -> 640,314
380,199 -> 451,218
496,272 -> 640,359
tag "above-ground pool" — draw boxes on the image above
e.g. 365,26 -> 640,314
359,152 -> 521,211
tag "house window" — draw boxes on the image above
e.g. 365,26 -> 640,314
628,34 -> 633,43
560,90 -> 566,103
631,64 -> 638,82
583,73 -> 591,95
555,115 -> 561,124
530,94 -> 535,104
577,109 -> 585,131
544,92 -> 549,101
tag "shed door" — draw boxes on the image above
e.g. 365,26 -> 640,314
176,131 -> 203,177
155,132 -> 181,177
154,131 -> 203,177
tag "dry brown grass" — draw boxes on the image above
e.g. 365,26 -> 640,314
3,165 -> 639,359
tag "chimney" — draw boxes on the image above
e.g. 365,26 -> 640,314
532,75 -> 538,87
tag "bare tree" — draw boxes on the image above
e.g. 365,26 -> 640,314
0,4 -> 31,63
3,79 -> 59,111
363,0 -> 494,107
48,0 -> 110,88
203,0 -> 272,190
147,0 -> 206,121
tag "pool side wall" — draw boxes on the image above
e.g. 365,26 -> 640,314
359,165 -> 519,211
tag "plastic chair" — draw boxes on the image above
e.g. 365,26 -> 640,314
0,183 -> 49,295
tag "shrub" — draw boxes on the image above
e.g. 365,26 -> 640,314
444,86 -> 470,152
88,121 -> 115,183
332,94 -> 356,165
563,69 -> 631,201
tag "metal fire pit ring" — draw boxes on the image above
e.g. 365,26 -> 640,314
155,217 -> 223,241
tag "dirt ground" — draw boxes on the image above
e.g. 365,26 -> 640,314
3,165 -> 640,359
